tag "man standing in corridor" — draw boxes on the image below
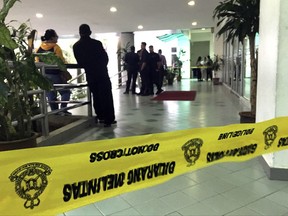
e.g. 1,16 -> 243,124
73,24 -> 116,127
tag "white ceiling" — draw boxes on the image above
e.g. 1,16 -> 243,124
2,0 -> 222,36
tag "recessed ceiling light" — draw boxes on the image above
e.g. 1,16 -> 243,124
110,7 -> 117,12
138,25 -> 143,30
36,13 -> 43,18
192,22 -> 197,26
201,28 -> 206,30
188,1 -> 195,6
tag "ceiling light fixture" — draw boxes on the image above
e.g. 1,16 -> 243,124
188,1 -> 195,6
192,22 -> 197,26
110,7 -> 117,12
138,25 -> 143,30
201,28 -> 206,30
36,13 -> 43,18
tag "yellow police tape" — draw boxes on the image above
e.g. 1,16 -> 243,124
0,117 -> 287,215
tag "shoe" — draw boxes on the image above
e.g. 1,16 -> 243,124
104,120 -> 117,127
156,89 -> 163,95
123,91 -> 129,94
58,111 -> 72,116
132,92 -> 137,95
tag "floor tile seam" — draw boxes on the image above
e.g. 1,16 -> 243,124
94,198 -> 132,216
244,192 -> 288,212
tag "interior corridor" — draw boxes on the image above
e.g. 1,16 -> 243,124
58,79 -> 288,216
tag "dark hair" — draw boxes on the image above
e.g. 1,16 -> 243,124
141,42 -> 146,46
130,45 -> 135,51
79,24 -> 92,36
41,29 -> 57,41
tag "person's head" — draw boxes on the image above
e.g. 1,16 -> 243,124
141,42 -> 146,49
130,45 -> 135,52
149,45 -> 154,53
207,55 -> 210,59
41,29 -> 58,42
197,56 -> 202,61
79,24 -> 92,37
158,49 -> 162,54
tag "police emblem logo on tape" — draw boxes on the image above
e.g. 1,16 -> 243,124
182,138 -> 203,167
263,125 -> 278,150
9,162 -> 52,209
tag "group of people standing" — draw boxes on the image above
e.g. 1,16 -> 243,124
195,55 -> 213,82
36,24 -> 116,127
123,42 -> 167,96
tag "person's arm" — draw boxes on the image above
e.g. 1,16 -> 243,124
163,55 -> 167,69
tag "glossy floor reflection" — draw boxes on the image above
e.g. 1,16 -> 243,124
59,79 -> 288,216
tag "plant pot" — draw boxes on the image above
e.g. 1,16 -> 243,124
239,111 -> 255,123
0,132 -> 38,151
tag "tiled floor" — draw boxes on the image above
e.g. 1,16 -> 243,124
58,79 -> 288,216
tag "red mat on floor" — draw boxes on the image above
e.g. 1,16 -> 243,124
152,91 -> 196,101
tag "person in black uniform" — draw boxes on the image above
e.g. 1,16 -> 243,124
73,24 -> 116,127
123,45 -> 139,94
148,45 -> 162,95
137,42 -> 150,96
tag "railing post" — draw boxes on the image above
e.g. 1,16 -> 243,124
40,65 -> 50,136
87,87 -> 92,117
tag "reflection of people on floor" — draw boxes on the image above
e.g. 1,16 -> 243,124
234,56 -> 241,81
123,45 -> 139,94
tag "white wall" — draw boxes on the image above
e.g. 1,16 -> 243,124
257,0 -> 288,168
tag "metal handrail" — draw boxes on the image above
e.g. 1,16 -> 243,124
32,64 -> 92,136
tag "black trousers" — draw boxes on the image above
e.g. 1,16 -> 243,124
125,69 -> 138,93
88,78 -> 115,124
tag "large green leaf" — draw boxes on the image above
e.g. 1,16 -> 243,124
34,52 -> 67,72
0,0 -> 19,22
0,23 -> 17,49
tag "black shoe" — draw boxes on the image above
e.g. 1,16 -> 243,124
132,92 -> 137,94
156,89 -> 163,95
123,91 -> 129,94
104,120 -> 117,127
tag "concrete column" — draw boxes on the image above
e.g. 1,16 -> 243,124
117,32 -> 134,86
257,0 -> 288,180
119,32 -> 134,51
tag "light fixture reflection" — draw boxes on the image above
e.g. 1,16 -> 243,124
138,25 -> 143,30
192,22 -> 197,26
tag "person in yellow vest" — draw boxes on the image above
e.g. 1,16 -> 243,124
35,29 -> 71,115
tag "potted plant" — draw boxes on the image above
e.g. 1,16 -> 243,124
0,0 -> 64,150
212,55 -> 223,85
165,67 -> 176,85
213,0 -> 259,123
